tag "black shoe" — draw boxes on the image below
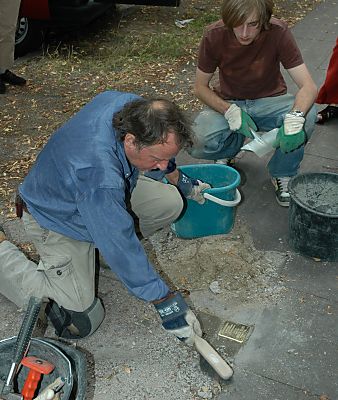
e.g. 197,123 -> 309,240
0,79 -> 6,94
271,177 -> 291,207
316,105 -> 338,124
0,70 -> 26,86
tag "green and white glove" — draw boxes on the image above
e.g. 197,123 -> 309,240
224,103 -> 257,138
273,113 -> 305,153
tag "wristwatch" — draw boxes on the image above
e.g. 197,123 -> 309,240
289,110 -> 305,117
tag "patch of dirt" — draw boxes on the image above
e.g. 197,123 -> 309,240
144,220 -> 287,308
115,0 -> 323,35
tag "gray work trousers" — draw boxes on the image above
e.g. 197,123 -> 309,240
0,175 -> 183,311
0,0 -> 21,71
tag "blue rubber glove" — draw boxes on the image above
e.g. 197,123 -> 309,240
224,104 -> 257,138
273,113 -> 305,153
177,170 -> 211,205
153,292 -> 202,346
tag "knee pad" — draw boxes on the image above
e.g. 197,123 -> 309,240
46,298 -> 105,339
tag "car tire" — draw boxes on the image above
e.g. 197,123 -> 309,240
15,17 -> 44,58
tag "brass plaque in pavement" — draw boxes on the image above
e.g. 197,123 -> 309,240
218,320 -> 252,343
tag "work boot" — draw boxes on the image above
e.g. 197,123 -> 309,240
0,78 -> 6,94
0,69 -> 26,86
271,177 -> 291,207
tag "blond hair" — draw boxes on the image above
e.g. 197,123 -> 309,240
221,0 -> 274,30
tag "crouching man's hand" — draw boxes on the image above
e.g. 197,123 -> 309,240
177,170 -> 211,205
153,292 -> 202,346
224,103 -> 257,138
273,112 -> 305,153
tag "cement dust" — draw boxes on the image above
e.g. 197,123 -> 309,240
292,178 -> 338,215
144,219 -> 286,307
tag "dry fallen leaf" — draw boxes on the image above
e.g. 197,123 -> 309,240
123,366 -> 132,374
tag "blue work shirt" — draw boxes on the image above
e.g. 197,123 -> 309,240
20,91 -> 170,302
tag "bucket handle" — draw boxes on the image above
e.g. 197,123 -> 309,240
203,189 -> 241,207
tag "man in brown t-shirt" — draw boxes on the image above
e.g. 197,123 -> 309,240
189,0 -> 318,206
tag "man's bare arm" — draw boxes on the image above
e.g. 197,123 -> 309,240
194,68 -> 232,114
287,63 -> 318,114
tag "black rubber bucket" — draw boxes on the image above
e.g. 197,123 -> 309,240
288,172 -> 338,261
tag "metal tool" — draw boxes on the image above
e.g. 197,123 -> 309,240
21,357 -> 55,400
249,127 -> 265,144
0,381 -> 23,400
242,128 -> 279,157
1,297 -> 42,400
33,389 -> 55,400
32,377 -> 65,400
194,336 -> 233,380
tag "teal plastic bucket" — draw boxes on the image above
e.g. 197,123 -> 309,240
172,164 -> 241,238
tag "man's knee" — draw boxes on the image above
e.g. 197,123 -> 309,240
139,185 -> 184,238
46,297 -> 105,339
189,109 -> 232,158
161,185 -> 184,222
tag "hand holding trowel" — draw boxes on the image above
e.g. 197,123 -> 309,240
154,292 -> 233,380
181,311 -> 233,380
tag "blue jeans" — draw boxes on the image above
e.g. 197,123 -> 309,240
189,94 -> 317,177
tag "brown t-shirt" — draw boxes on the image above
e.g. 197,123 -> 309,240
197,18 -> 303,100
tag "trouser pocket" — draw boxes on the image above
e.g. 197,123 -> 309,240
22,212 -> 96,311
40,254 -> 88,312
